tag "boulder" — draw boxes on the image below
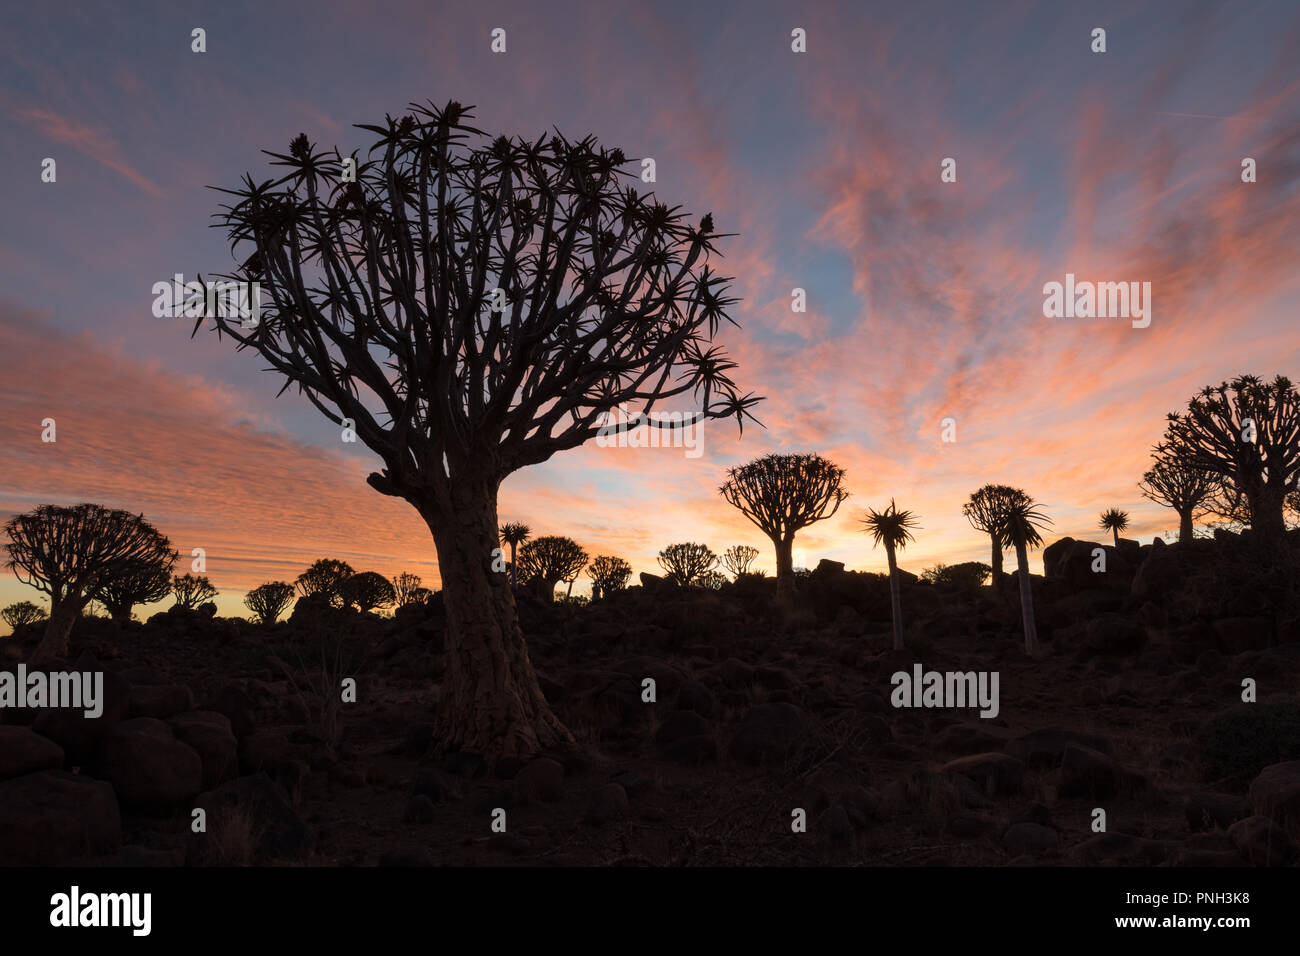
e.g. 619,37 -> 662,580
188,772 -> 312,864
95,717 -> 203,809
1003,727 -> 1112,768
1059,744 -> 1122,799
30,667 -> 132,764
1227,815 -> 1295,867
166,711 -> 239,789
727,703 -> 808,766
1249,761 -> 1300,841
940,753 -> 1024,796
0,726 -> 64,781
130,684 -> 196,720
0,770 -> 121,865
514,757 -> 565,803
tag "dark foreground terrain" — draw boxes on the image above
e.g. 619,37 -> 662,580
3,529 -> 1300,867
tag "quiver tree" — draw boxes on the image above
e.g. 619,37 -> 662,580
499,523 -> 530,589
295,559 -> 355,607
860,500 -> 919,650
94,549 -> 180,622
586,555 -> 632,595
5,503 -> 175,662
719,453 -> 848,600
341,571 -> 396,612
656,542 -> 719,586
201,101 -> 758,756
993,493 -> 1052,656
961,484 -> 1029,587
244,581 -> 296,624
172,573 -> 219,610
1159,375 -> 1300,543
1098,508 -> 1129,547
1139,453 -> 1219,543
392,571 -> 423,607
2,601 -> 47,631
517,536 -> 589,605
720,544 -> 759,579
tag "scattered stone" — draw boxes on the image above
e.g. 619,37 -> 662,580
1227,815 -> 1296,867
0,770 -> 122,865
96,717 -> 203,809
0,726 -> 64,781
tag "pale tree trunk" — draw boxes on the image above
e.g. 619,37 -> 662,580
1112,528 -> 1120,548
508,543 -> 518,589
1178,509 -> 1194,543
886,542 -> 904,650
419,478 -> 574,758
1015,540 -> 1039,656
32,596 -> 84,664
773,535 -> 794,601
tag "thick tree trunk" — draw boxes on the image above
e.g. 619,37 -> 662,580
886,544 -> 904,650
1015,540 -> 1039,656
988,536 -> 1004,586
773,535 -> 794,601
419,480 -> 574,758
1178,509 -> 1194,544
32,597 -> 83,663
1247,486 -> 1286,542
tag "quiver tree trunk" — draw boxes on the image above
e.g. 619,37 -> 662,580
418,479 -> 574,758
1015,541 -> 1039,656
773,535 -> 795,601
989,537 -> 1005,586
32,598 -> 83,664
1178,509 -> 1194,544
886,544 -> 904,650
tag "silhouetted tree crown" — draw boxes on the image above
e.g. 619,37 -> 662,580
244,581 -> 296,624
656,542 -> 719,586
296,559 -> 355,607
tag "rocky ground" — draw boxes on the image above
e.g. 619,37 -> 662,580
3,529 -> 1300,867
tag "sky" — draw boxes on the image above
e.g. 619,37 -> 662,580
2,0 -> 1298,622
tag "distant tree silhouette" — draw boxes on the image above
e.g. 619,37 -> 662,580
962,484 -> 1029,587
1159,375 -> 1300,543
407,586 -> 435,606
1139,454 -> 1219,543
94,548 -> 179,622
244,581 -> 296,624
720,453 -> 848,600
861,500 -> 919,650
586,555 -> 632,595
341,571 -> 396,612
697,569 -> 727,590
657,542 -> 719,586
1098,508 -> 1129,547
296,559 -> 354,607
2,601 -> 47,631
172,573 -> 218,610
994,493 -> 1052,655
391,571 -> 422,607
499,523 -> 531,590
202,102 -> 758,755
517,536 -> 588,604
5,504 -> 174,662
720,544 -> 760,579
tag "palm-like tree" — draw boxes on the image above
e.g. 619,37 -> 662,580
861,500 -> 920,650
1098,508 -> 1129,547
995,494 -> 1052,655
962,484 -> 1030,589
499,522 -> 531,589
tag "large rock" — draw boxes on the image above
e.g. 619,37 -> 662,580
1212,617 -> 1274,654
940,753 -> 1024,796
30,667 -> 132,764
1227,815 -> 1296,867
166,711 -> 239,789
198,681 -> 257,739
515,757 -> 565,803
131,684 -> 196,720
1249,761 -> 1300,841
1059,744 -> 1122,799
1084,613 -> 1146,654
96,717 -> 203,809
728,703 -> 808,766
936,722 -> 1017,755
0,770 -> 121,865
1003,727 -> 1112,768
188,772 -> 312,864
655,710 -> 712,748
0,726 -> 64,780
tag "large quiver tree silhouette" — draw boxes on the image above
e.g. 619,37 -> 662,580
517,536 -> 588,604
719,453 -> 847,600
1139,453 -> 1218,543
202,101 -> 758,756
95,552 -> 179,622
5,504 -> 175,662
962,484 -> 1028,587
1159,375 -> 1300,544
